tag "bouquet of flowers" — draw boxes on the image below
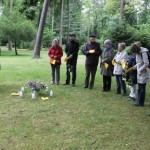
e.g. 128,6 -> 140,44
28,81 -> 47,93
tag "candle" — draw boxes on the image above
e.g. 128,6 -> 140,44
21,87 -> 25,92
45,86 -> 49,93
50,90 -> 53,97
19,91 -> 23,99
31,92 -> 36,100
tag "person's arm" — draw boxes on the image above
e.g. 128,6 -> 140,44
48,48 -> 54,58
65,43 -> 69,55
56,47 -> 63,59
113,53 -> 117,61
69,42 -> 79,57
139,52 -> 149,72
82,44 -> 89,55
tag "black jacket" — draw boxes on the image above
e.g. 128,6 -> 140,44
127,54 -> 137,84
83,42 -> 102,66
65,40 -> 79,64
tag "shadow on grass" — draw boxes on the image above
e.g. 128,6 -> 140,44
0,49 -> 33,57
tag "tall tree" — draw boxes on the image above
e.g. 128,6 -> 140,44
143,0 -> 149,23
120,0 -> 124,20
59,0 -> 64,46
33,0 -> 49,58
67,0 -> 70,41
8,0 -> 13,51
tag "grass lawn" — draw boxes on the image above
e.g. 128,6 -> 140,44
0,48 -> 150,150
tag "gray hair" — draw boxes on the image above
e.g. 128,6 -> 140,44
52,39 -> 59,46
104,39 -> 112,45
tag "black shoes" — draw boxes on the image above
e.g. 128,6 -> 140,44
72,84 -> 75,87
84,86 -> 88,89
115,92 -> 121,94
102,89 -> 111,92
122,93 -> 127,96
135,104 -> 144,107
63,83 -> 76,87
63,83 -> 69,85
84,86 -> 93,89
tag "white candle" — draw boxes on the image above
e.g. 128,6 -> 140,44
50,90 -> 53,97
31,93 -> 36,100
19,91 -> 23,98
21,87 -> 25,92
45,87 -> 49,93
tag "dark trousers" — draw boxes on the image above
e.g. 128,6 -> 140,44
51,64 -> 60,83
136,83 -> 146,106
103,75 -> 111,91
116,75 -> 126,94
84,65 -> 97,88
66,62 -> 77,84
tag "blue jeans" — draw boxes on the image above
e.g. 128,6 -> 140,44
51,64 -> 60,84
116,75 -> 126,94
136,83 -> 146,106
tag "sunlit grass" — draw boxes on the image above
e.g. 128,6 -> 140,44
0,49 -> 150,150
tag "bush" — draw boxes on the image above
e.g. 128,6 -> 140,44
132,24 -> 150,50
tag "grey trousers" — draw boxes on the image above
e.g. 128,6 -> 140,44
51,64 -> 60,83
84,65 -> 97,88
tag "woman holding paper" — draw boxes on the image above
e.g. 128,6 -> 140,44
113,43 -> 128,96
131,42 -> 149,107
48,39 -> 63,85
101,39 -> 114,92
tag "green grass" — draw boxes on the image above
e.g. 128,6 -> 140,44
0,49 -> 150,150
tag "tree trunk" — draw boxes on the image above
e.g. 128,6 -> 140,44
87,8 -> 91,40
8,40 -> 12,51
120,0 -> 124,20
51,4 -> 54,44
8,0 -> 13,51
14,41 -> 18,55
33,0 -> 49,58
67,0 -> 70,41
59,0 -> 64,46
143,0 -> 148,23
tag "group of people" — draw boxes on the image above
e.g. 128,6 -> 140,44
48,33 -> 150,108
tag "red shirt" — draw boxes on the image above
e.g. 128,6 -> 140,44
48,46 -> 63,64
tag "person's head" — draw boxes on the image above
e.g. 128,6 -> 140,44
52,39 -> 59,47
89,35 -> 97,43
130,44 -> 141,54
134,41 -> 142,47
104,39 -> 112,48
69,33 -> 76,41
118,43 -> 126,52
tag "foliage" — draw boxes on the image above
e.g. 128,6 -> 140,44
0,10 -> 36,54
107,23 -> 135,49
132,24 -> 150,50
0,11 -> 36,45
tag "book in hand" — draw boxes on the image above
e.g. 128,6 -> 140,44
89,50 -> 95,54
50,59 -> 56,65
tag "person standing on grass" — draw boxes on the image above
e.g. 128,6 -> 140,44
83,34 -> 102,89
48,39 -> 63,85
100,39 -> 114,92
130,42 -> 149,107
126,53 -> 137,100
63,33 -> 79,87
113,43 -> 128,96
